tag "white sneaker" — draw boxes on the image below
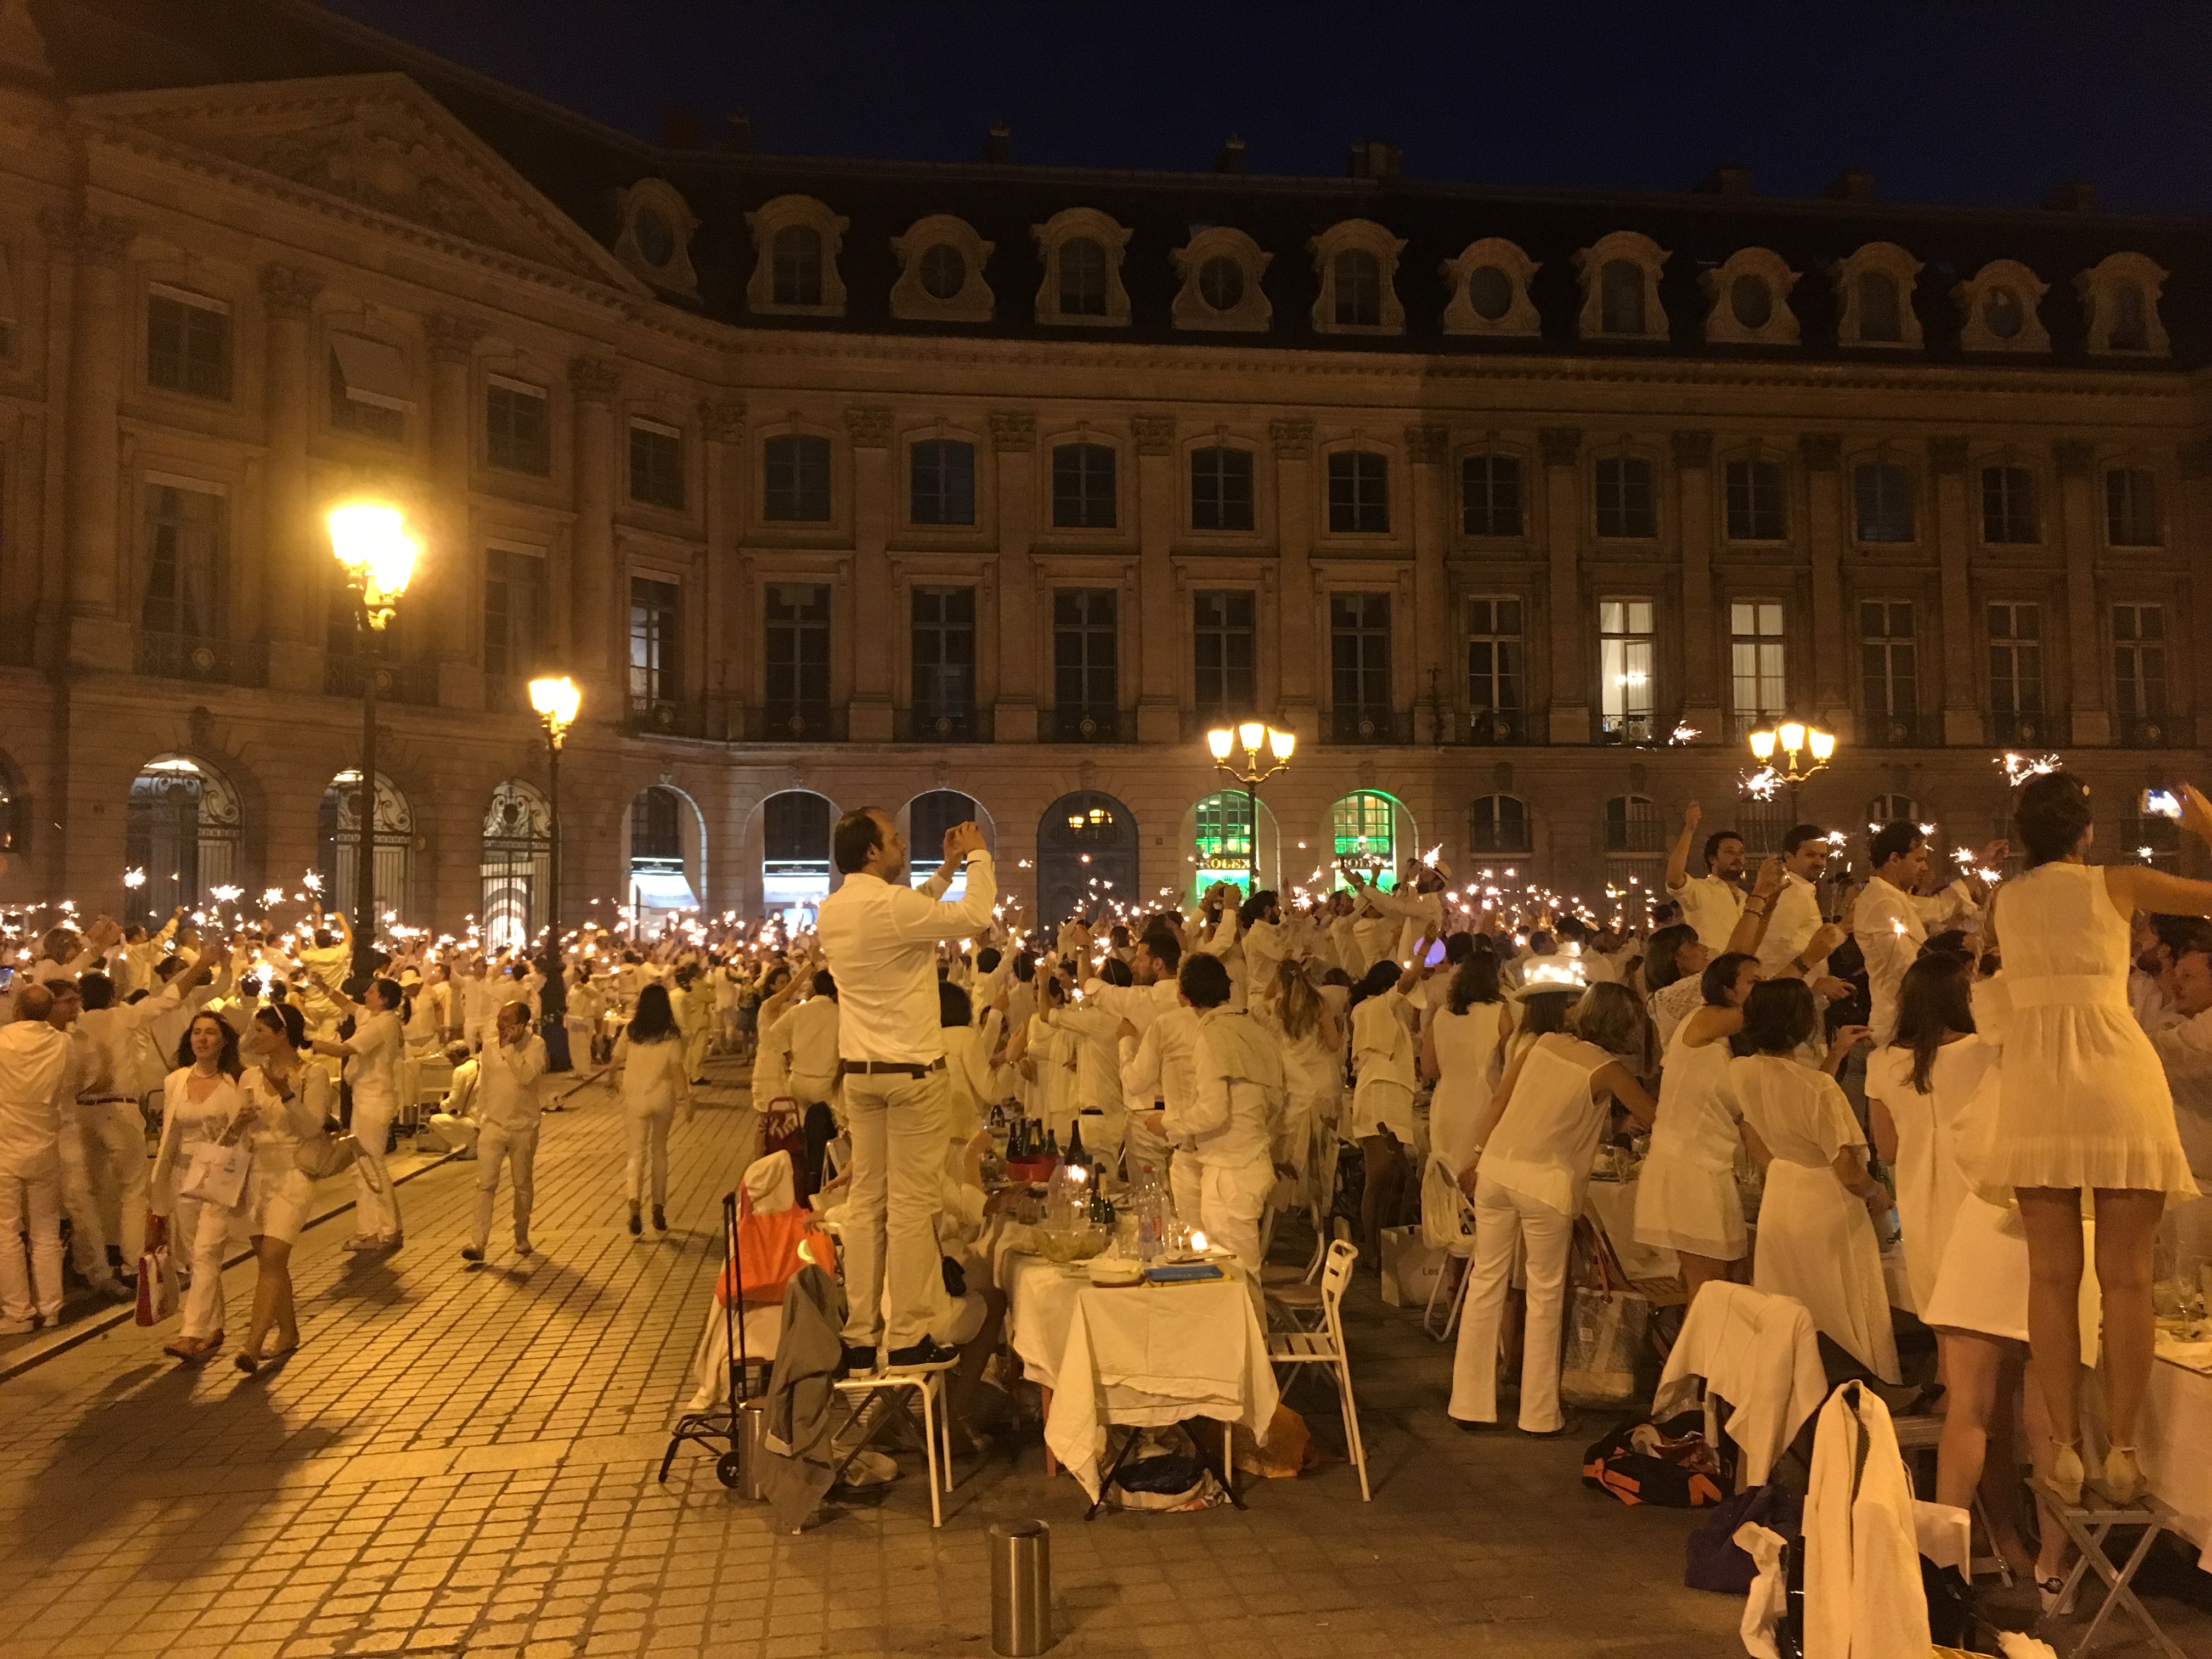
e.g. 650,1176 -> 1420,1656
0,1316 -> 33,1335
343,1233 -> 381,1251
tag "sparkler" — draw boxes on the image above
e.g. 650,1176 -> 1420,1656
1740,767 -> 1782,802
122,868 -> 145,889
1996,752 -> 2063,787
1667,723 -> 1701,746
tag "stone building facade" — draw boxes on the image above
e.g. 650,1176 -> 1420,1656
2,0 -> 2208,936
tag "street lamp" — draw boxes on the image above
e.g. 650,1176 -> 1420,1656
1205,720 -> 1296,898
1747,716 -> 1836,820
328,500 -> 419,979
528,674 -> 580,1071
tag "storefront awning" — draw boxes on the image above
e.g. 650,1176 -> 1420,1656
630,870 -> 697,911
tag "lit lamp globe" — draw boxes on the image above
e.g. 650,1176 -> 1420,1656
326,500 -> 419,623
529,675 -> 581,743
1206,727 -> 1234,761
1267,726 -> 1295,761
1748,728 -> 1777,760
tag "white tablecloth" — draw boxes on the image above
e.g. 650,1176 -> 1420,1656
1003,1251 -> 1087,1393
1040,1271 -> 1279,1500
2143,1347 -> 2212,1567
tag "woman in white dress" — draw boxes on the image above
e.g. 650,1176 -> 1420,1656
1731,979 -> 1899,1383
1449,983 -> 1657,1433
611,984 -> 692,1236
1984,773 -> 2207,1504
1259,958 -> 1344,1216
1423,946 -> 1506,1179
1640,924 -> 1713,1051
1347,932 -> 1436,1260
148,1012 -> 248,1365
1635,951 -> 1759,1299
235,1003 -> 327,1373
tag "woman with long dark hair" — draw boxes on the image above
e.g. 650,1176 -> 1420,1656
1423,946 -> 1506,1180
1982,771 -> 2207,1504
1635,951 -> 1759,1300
148,1011 -> 246,1364
611,982 -> 692,1235
235,1002 -> 326,1372
1347,930 -> 1435,1260
1260,957 -> 1344,1218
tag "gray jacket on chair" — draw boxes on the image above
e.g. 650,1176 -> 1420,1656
761,1263 -> 844,1531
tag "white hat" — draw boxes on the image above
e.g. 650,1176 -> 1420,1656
1504,955 -> 1588,1002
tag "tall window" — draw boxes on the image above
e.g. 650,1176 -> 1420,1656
771,224 -> 823,306
1859,600 -> 1918,729
1981,464 -> 2039,543
910,438 -> 976,526
2109,284 -> 2149,351
1730,601 -> 1787,726
1190,446 -> 1254,532
764,583 -> 831,731
1052,443 -> 1116,529
910,585 -> 975,738
1461,454 -> 1523,537
1053,588 -> 1119,739
631,787 -> 682,864
1331,791 -> 1397,878
628,577 -> 680,712
1059,238 -> 1108,315
1329,592 -> 1392,740
1192,590 -> 1257,720
1987,601 -> 2044,732
486,379 -> 550,475
2112,602 -> 2166,721
146,290 -> 230,399
628,421 -> 685,510
1599,599 -> 1655,741
1466,597 -> 1524,723
1599,260 -> 1644,334
1857,272 -> 1903,343
1333,249 -> 1382,326
1725,458 -> 1786,541
1470,794 -> 1531,855
328,337 -> 408,441
763,433 -> 832,522
482,546 -> 546,680
1854,461 -> 1914,542
1594,456 -> 1655,538
1327,451 -> 1389,534
140,484 -> 225,639
2106,467 -> 2161,546
1605,794 -> 1663,853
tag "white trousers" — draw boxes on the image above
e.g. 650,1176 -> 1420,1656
171,1192 -> 233,1339
838,1067 -> 952,1351
57,1109 -> 110,1282
82,1101 -> 150,1263
624,1104 -> 674,1206
351,1096 -> 402,1239
0,1169 -> 63,1320
473,1120 -> 538,1250
1192,1153 -> 1275,1275
424,1113 -> 479,1155
1449,1175 -> 1576,1432
1124,1109 -> 1173,1190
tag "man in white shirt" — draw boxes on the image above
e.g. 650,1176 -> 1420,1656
70,970 -> 183,1285
462,1002 -> 548,1262
1085,929 -> 1185,1172
1170,954 -> 1285,1285
425,1042 -> 481,1154
313,975 -> 408,1250
782,972 -> 843,1117
816,807 -> 995,1375
0,986 -> 77,1330
459,960 -> 502,1051
2145,932 -> 2212,1280
1854,823 -> 1933,1046
1756,824 -> 1835,979
1664,802 -> 1747,954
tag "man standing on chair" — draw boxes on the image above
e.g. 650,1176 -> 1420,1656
816,808 -> 995,1378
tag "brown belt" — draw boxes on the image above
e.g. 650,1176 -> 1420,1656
838,1058 -> 946,1078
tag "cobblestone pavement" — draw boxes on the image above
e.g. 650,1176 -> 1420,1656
1,1057 -> 2204,1659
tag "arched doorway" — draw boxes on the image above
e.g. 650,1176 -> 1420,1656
126,754 -> 244,928
759,789 -> 833,921
1036,791 -> 1137,924
901,789 -> 993,899
1182,789 -> 1279,906
480,779 -> 551,950
318,769 -> 414,926
1329,789 -> 1414,890
628,783 -> 705,923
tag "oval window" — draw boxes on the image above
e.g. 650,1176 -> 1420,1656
1198,255 -> 1244,311
1468,265 -> 1513,321
1730,274 -> 1772,330
633,207 -> 675,268
919,244 -> 966,300
1983,286 -> 2023,340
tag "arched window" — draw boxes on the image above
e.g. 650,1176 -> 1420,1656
1604,794 -> 1661,853
480,780 -> 551,951
126,754 -> 243,928
1867,792 -> 1920,830
903,789 -> 990,899
1331,789 -> 1408,885
1470,794 -> 1531,855
1193,790 -> 1257,900
1333,249 -> 1381,326
1599,260 -> 1645,334
759,789 -> 831,917
771,225 -> 822,306
1058,238 -> 1108,316
1037,792 -> 1137,924
317,769 -> 414,927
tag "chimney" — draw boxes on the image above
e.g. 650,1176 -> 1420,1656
1695,163 -> 1752,196
982,121 -> 1011,163
725,110 -> 752,154
2041,178 -> 2096,212
1825,166 -> 1876,201
1215,134 -> 1246,174
659,106 -> 703,149
1346,140 -> 1401,180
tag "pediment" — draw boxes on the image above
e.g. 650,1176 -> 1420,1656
73,73 -> 647,295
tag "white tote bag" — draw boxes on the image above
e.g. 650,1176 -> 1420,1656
177,1116 -> 251,1209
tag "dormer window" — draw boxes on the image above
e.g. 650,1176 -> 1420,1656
1952,260 -> 2050,354
920,245 -> 964,300
1702,249 -> 1800,346
2075,252 -> 2171,357
1441,239 -> 1541,337
744,195 -> 849,318
1308,221 -> 1406,336
1601,262 -> 1643,332
614,179 -> 701,298
1171,227 -> 1271,332
1574,232 -> 1669,342
890,215 -> 995,323
1031,210 -> 1132,326
1832,243 -> 1924,349
1334,251 -> 1381,326
1858,273 -> 1902,341
1060,239 -> 1108,315
772,225 -> 823,306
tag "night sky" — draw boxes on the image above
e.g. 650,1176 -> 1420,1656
314,1 -> 2212,213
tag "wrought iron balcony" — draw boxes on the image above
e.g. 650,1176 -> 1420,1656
1464,707 -> 1529,746
1859,711 -> 1944,748
1044,706 -> 1124,743
1328,707 -> 1412,744
325,653 -> 437,704
1989,711 -> 2062,746
748,702 -> 847,743
2116,713 -> 2193,748
1597,712 -> 1661,748
895,706 -> 978,742
137,631 -> 267,689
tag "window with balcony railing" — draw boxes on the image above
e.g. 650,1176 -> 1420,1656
1052,588 -> 1119,740
910,584 -> 974,739
1599,597 -> 1654,743
764,582 -> 831,738
1329,591 -> 1392,741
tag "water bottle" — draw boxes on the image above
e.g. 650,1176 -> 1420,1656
1135,1164 -> 1163,1265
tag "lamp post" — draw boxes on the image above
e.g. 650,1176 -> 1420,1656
1747,716 -> 1836,821
528,674 -> 580,1071
328,501 -> 419,982
1204,720 -> 1296,898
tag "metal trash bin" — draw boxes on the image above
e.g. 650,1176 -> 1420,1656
989,1519 -> 1051,1656
737,1398 -> 772,1501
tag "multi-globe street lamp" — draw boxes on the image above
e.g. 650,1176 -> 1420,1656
528,674 -> 580,1071
327,500 -> 419,980
1747,716 -> 1837,821
1204,720 -> 1296,898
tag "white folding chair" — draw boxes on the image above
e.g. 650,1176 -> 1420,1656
1418,1155 -> 1479,1342
1264,1215 -> 1344,1330
828,1368 -> 956,1527
1266,1239 -> 1370,1501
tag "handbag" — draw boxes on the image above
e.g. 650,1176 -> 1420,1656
133,1245 -> 179,1327
1560,1222 -> 1650,1407
296,1132 -> 365,1183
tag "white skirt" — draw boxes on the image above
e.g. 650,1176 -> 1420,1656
1633,1149 -> 1747,1262
1921,1195 -> 2102,1365
1349,1079 -> 1414,1142
1753,1160 -> 1901,1383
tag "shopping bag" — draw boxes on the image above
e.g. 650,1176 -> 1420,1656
177,1138 -> 250,1208
1560,1283 -> 1649,1406
716,1191 -> 833,1307
134,1248 -> 178,1327
1378,1224 -> 1446,1308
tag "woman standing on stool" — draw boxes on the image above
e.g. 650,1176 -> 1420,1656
1982,773 -> 2206,1504
612,983 -> 691,1235
148,1012 -> 247,1365
235,1003 -> 326,1372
